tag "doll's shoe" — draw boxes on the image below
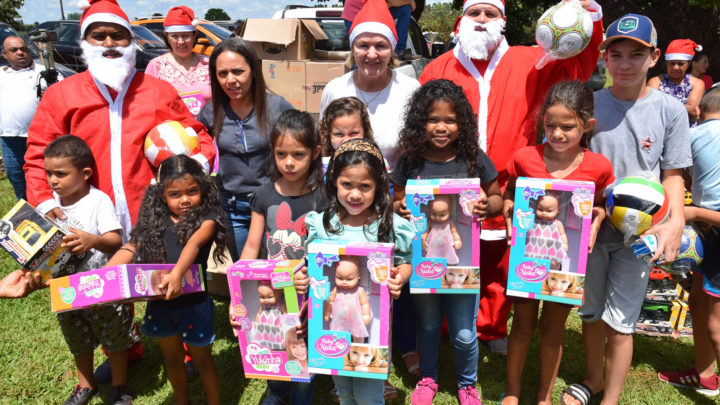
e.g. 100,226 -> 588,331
658,368 -> 720,396
458,385 -> 482,405
63,385 -> 98,405
411,377 -> 438,404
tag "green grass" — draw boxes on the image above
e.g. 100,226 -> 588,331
0,175 -> 718,404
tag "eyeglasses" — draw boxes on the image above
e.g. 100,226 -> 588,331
6,47 -> 28,53
234,119 -> 248,153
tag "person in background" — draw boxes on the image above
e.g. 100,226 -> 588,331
690,51 -> 713,91
387,0 -> 416,60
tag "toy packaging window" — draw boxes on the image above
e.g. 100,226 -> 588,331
307,240 -> 393,380
226,259 -> 311,382
405,179 -> 482,294
507,178 -> 595,306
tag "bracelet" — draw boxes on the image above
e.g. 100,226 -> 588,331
119,247 -> 137,256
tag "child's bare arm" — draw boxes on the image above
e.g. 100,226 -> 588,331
62,228 -> 122,255
645,170 -> 685,262
392,185 -> 410,218
476,178 -> 503,220
449,220 -> 462,250
685,205 -> 720,227
502,176 -> 517,245
240,212 -> 265,260
106,242 -> 139,266
163,220 -> 216,300
358,287 -> 371,325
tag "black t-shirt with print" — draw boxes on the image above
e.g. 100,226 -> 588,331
391,150 -> 498,186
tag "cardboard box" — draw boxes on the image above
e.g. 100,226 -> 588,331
262,60 -> 345,113
506,178 -> 596,306
307,240 -> 393,380
243,19 -> 327,61
50,264 -> 205,312
0,199 -> 71,279
676,301 -> 690,331
668,300 -> 682,327
405,179 -> 482,294
226,259 -> 310,382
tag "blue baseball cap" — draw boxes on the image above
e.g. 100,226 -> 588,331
599,14 -> 657,51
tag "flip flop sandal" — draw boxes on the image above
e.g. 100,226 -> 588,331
561,382 -> 598,405
330,387 -> 339,403
384,381 -> 398,401
401,350 -> 421,377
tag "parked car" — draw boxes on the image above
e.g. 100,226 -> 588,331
26,21 -> 168,72
131,18 -> 232,56
271,6 -> 434,80
1,22 -> 75,77
212,20 -> 244,36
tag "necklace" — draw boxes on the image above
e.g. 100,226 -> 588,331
356,87 -> 384,107
353,70 -> 391,107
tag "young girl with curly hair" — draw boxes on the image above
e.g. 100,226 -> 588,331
107,154 -> 227,405
318,96 -> 374,156
392,79 -> 503,404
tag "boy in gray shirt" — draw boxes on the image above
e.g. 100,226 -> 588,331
562,14 -> 691,405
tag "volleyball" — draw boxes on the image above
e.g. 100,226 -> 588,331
535,2 -> 593,59
658,225 -> 704,276
144,121 -> 199,167
606,176 -> 669,236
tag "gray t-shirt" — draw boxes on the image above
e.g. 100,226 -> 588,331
590,88 -> 692,180
198,94 -> 294,195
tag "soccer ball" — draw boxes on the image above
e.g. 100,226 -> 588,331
144,121 -> 199,167
606,176 -> 669,236
658,225 -> 704,275
535,2 -> 593,59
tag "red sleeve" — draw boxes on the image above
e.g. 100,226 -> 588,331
419,50 -> 452,85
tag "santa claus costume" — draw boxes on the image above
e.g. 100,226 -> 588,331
420,0 -> 603,345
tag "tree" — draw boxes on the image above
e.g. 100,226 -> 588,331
0,0 -> 24,30
418,3 -> 460,45
205,8 -> 230,21
66,12 -> 81,20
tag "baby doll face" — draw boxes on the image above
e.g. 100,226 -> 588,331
258,283 -> 281,306
429,195 -> 452,223
335,258 -> 361,290
289,339 -> 307,361
445,268 -> 468,286
348,346 -> 374,367
535,195 -> 559,221
546,274 -> 573,292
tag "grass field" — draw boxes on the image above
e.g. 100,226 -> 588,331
0,176 -> 718,404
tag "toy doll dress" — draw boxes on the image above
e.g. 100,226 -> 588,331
524,219 -> 567,262
424,219 -> 460,265
252,301 -> 285,350
330,286 -> 369,338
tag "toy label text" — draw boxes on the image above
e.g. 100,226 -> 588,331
516,261 -> 548,282
315,335 -> 350,357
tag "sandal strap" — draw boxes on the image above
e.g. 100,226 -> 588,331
564,382 -> 593,405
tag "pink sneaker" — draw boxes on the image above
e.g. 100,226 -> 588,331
411,377 -> 438,405
658,368 -> 720,396
458,385 -> 482,405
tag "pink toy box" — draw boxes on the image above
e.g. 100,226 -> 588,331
307,240 -> 393,380
405,179 -> 482,294
506,177 -> 595,306
226,259 -> 311,382
50,264 -> 205,313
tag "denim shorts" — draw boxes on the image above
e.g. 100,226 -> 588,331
699,227 -> 720,297
141,295 -> 215,347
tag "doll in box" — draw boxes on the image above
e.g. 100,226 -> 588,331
251,281 -> 287,350
422,194 -> 462,265
324,256 -> 371,343
525,193 -> 568,270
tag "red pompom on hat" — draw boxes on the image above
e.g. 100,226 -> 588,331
349,0 -> 398,50
665,39 -> 702,61
462,0 -> 505,15
164,6 -> 198,32
78,0 -> 131,39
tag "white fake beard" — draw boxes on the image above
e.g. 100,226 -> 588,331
80,41 -> 136,91
457,17 -> 506,60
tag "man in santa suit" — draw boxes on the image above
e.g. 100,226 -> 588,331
420,0 -> 603,354
24,0 -> 214,387
25,0 -> 215,237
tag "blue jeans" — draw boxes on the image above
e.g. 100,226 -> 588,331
263,379 -> 315,405
392,283 -> 416,354
332,375 -> 385,404
0,136 -> 27,200
221,191 -> 251,261
389,5 -> 411,53
413,293 -> 479,387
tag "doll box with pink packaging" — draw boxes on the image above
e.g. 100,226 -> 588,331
307,240 -> 394,380
226,259 -> 312,382
405,178 -> 482,294
506,177 -> 595,306
49,264 -> 204,313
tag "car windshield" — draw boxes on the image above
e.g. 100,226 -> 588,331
314,20 -> 349,52
131,25 -> 166,49
199,23 -> 231,42
0,25 -> 19,45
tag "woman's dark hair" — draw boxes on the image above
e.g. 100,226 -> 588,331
323,139 -> 394,243
268,109 -> 324,188
398,79 -> 481,177
130,155 -> 228,266
539,80 -> 595,148
318,97 -> 374,156
208,37 -> 269,139
162,30 -> 199,50
689,51 -> 709,75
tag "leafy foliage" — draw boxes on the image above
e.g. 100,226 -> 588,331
0,0 -> 24,29
66,12 -> 81,20
418,3 -> 460,44
205,8 -> 231,21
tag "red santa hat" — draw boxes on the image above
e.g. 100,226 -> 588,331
462,0 -> 505,16
78,0 -> 132,39
665,39 -> 702,61
349,0 -> 398,50
164,6 -> 198,32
